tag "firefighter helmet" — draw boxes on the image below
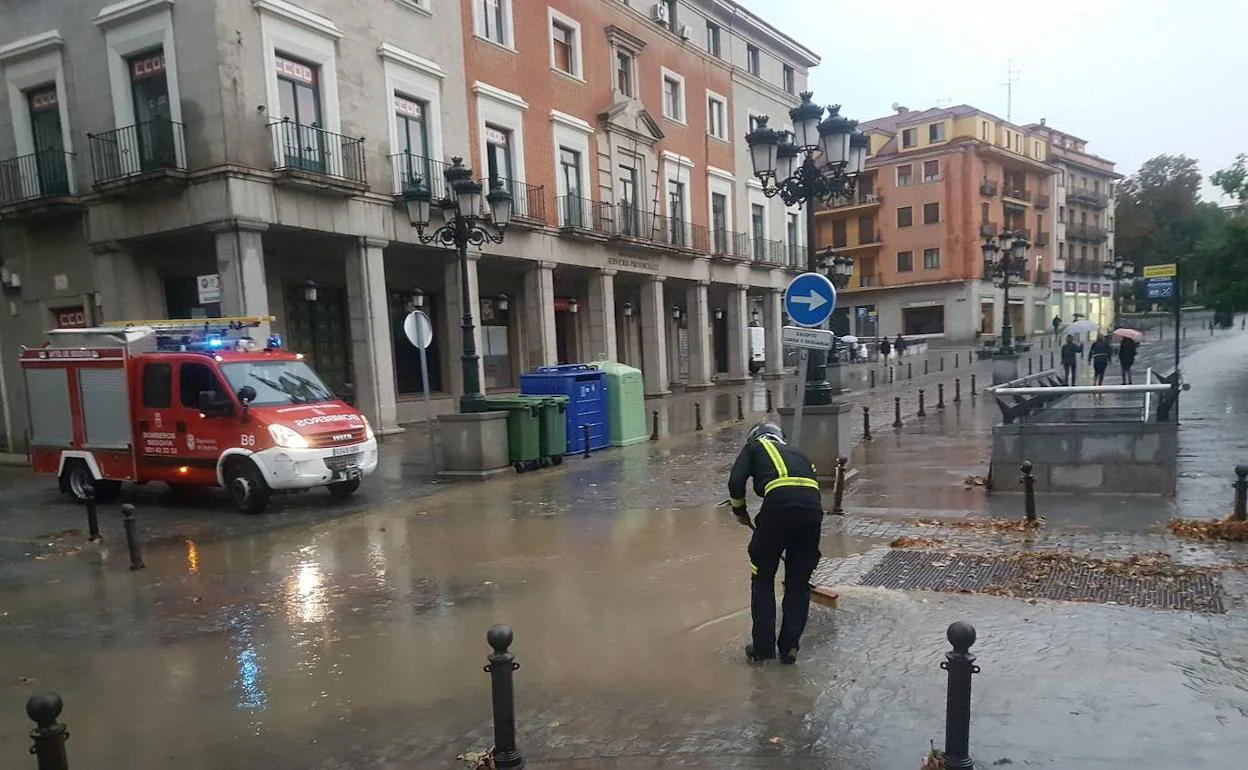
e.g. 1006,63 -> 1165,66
746,420 -> 784,445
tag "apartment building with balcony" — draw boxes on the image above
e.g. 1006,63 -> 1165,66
816,104 -> 1056,344
0,0 -> 817,448
1026,120 -> 1119,330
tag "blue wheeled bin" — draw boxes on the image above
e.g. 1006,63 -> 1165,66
520,364 -> 608,455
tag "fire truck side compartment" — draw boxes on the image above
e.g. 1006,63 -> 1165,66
79,368 -> 132,449
26,368 -> 73,447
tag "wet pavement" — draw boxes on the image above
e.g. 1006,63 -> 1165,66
1,328 -> 1247,768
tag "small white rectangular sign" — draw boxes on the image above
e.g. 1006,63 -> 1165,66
782,325 -> 834,349
197,274 -> 221,304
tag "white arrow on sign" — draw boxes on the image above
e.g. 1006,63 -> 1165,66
789,291 -> 828,312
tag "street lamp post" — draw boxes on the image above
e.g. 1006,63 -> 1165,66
745,91 -> 866,406
1102,257 -> 1135,329
821,249 -> 855,375
404,157 -> 513,413
981,230 -> 1030,353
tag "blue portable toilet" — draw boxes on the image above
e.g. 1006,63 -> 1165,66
520,364 -> 608,454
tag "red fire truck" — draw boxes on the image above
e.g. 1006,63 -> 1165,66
19,317 -> 379,514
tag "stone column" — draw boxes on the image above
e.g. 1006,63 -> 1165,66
724,284 -> 749,383
640,276 -> 669,396
763,288 -> 784,378
90,241 -> 162,323
444,252 -> 484,399
210,221 -> 271,338
587,269 -> 617,361
346,237 -> 401,434
523,260 -> 557,368
685,280 -> 712,390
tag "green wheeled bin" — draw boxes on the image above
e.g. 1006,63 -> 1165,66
526,395 -> 569,466
587,361 -> 648,447
472,396 -> 542,472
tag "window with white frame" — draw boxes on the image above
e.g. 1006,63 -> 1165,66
782,65 -> 795,94
661,69 -> 685,123
549,9 -> 582,78
706,21 -> 722,58
476,0 -> 513,47
923,248 -> 940,269
393,94 -> 429,189
474,81 -> 528,213
747,44 -> 760,76
381,43 -> 446,195
706,91 -> 726,140
552,109 -> 592,228
1,31 -> 76,197
615,48 -> 634,96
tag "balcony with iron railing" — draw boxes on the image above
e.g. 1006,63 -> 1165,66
556,195 -> 613,236
1002,187 -> 1032,205
1067,222 -> 1109,242
980,180 -> 998,197
611,207 -> 699,252
390,152 -> 449,200
842,231 -> 882,250
979,221 -> 999,237
827,191 -> 883,210
0,150 -> 77,211
496,178 -> 546,225
266,119 -> 366,193
87,118 -> 187,191
1035,231 -> 1050,247
1066,187 -> 1108,209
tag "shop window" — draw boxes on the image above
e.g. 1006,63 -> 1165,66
903,306 -> 945,335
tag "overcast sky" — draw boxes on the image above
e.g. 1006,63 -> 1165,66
738,0 -> 1243,201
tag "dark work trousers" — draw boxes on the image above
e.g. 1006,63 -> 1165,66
1092,357 -> 1109,385
1062,361 -> 1076,384
748,506 -> 822,657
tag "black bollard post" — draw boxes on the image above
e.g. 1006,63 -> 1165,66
893,396 -> 903,428
941,622 -> 980,770
694,402 -> 703,431
955,352 -> 960,369
907,362 -> 913,379
862,405 -> 872,441
1233,465 -> 1248,521
766,389 -> 773,413
84,484 -> 101,543
869,369 -> 875,388
27,692 -> 69,770
1028,357 -> 1034,375
918,389 -> 927,417
581,424 -> 591,458
970,374 -> 977,398
924,359 -> 929,375
1049,351 -> 1054,369
940,356 -> 944,372
650,411 -> 659,441
954,378 -> 962,403
1021,461 -> 1037,523
484,625 -> 525,769
736,394 -> 744,421
937,383 -> 945,410
121,504 -> 144,571
831,457 -> 848,516
889,366 -> 895,384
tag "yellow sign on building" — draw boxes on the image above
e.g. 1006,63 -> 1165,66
1142,263 -> 1177,278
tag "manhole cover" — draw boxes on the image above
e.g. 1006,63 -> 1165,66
859,550 -> 1225,614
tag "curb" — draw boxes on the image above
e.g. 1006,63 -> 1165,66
0,453 -> 27,467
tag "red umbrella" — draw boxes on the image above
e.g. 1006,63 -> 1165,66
1113,328 -> 1144,342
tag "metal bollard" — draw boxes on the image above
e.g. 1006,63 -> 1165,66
484,625 -> 525,769
955,352 -> 960,368
907,362 -> 912,379
1049,351 -> 1055,369
695,402 -> 703,431
650,411 -> 659,442
862,405 -> 872,441
917,389 -> 927,417
1234,465 -> 1248,521
736,394 -> 744,421
766,389 -> 773,413
1028,357 -> 1034,375
831,457 -> 848,516
893,396 -> 903,428
941,622 -> 980,770
121,504 -> 144,571
869,369 -> 875,388
937,383 -> 945,410
924,359 -> 929,375
27,692 -> 70,770
1021,461 -> 1037,523
954,378 -> 962,403
581,424 -> 591,457
889,366 -> 895,384
84,485 -> 101,543
970,374 -> 977,398
940,356 -> 944,372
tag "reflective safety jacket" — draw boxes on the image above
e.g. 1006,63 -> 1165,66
728,437 -> 822,512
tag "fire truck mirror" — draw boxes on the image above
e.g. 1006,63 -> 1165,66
237,385 -> 257,404
199,390 -> 234,418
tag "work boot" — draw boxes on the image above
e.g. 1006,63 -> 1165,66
745,644 -> 775,663
779,646 -> 799,665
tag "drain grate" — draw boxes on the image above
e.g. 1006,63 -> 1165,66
859,550 -> 1226,614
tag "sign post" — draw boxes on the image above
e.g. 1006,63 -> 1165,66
782,273 -> 838,451
403,310 -> 437,467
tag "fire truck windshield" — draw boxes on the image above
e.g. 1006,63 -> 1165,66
220,360 -> 336,406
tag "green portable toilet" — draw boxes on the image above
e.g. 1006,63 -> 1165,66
587,360 -> 648,447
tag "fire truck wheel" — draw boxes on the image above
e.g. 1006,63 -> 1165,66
327,479 -> 360,499
61,461 -> 121,504
225,460 -> 270,515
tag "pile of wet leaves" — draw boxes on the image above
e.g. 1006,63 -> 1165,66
1167,516 -> 1248,542
456,749 -> 494,768
981,550 -> 1223,608
909,516 -> 1044,533
890,535 -> 946,549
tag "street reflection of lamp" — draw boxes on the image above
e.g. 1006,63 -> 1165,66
285,560 -> 326,625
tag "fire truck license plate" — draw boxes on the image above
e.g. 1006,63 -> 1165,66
332,445 -> 360,456
336,467 -> 362,481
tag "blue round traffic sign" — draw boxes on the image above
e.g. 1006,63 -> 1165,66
784,272 -> 837,328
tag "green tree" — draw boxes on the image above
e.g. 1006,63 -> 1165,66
1115,154 -> 1208,267
1211,154 -> 1248,206
1193,214 -> 1248,311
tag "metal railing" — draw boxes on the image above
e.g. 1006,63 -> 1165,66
979,221 -> 999,237
1067,187 -> 1108,208
988,367 -> 1184,424
0,150 -> 73,205
1035,232 -> 1050,247
390,152 -> 449,199
267,119 -> 365,183
1036,193 -> 1051,209
1003,188 -> 1032,202
828,191 -> 882,208
557,195 -> 611,233
496,178 -> 545,223
87,119 -> 186,184
1067,222 -> 1109,241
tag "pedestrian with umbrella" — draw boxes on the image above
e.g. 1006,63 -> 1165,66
1060,334 -> 1083,384
1113,328 -> 1144,384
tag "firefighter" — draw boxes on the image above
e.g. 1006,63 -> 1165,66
728,421 -> 823,664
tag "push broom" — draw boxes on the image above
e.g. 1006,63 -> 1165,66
717,500 -> 839,609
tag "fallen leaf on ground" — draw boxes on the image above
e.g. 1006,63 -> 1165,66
964,475 -> 988,487
1167,516 -> 1248,542
907,517 -> 1043,533
456,749 -> 494,769
890,535 -> 946,548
